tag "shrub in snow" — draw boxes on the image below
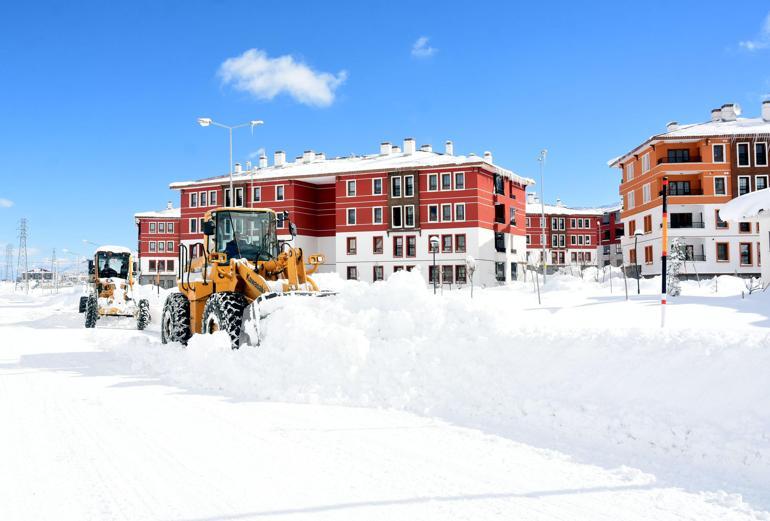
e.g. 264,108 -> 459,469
667,238 -> 685,297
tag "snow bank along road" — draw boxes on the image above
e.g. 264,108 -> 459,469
0,274 -> 768,520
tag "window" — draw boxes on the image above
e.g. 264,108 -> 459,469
560,218 -> 566,230
570,235 -> 576,245
667,149 -> 690,163
740,243 -> 752,265
738,143 -> 750,167
392,206 -> 403,228
509,207 -> 516,226
456,265 -> 467,284
148,260 -> 156,271
406,236 -> 417,257
756,143 -> 768,167
158,222 -> 166,234
643,183 -> 651,203
495,262 -> 505,281
494,175 -> 505,195
373,207 -> 383,224
209,190 -> 217,206
149,241 -> 156,252
167,241 -> 173,252
190,193 -> 198,207
455,234 -> 466,253
167,259 -> 174,272
629,249 -> 637,264
713,144 -> 725,163
404,175 -> 414,197
585,252 -> 591,263
644,245 -> 653,264
715,210 -> 728,229
716,242 -> 729,262
158,241 -> 165,252
373,266 -> 384,281
428,235 -> 439,252
234,187 -> 244,207
157,260 -> 165,272
441,235 -> 452,253
441,173 -> 452,191
372,178 -> 383,195
252,187 -> 261,203
739,221 -> 752,233
756,176 -> 768,191
570,218 -> 576,228
454,172 -> 465,190
627,190 -> 635,209
428,204 -> 439,223
455,203 -> 466,222
585,235 -> 591,245
526,217 -> 532,227
168,222 -> 174,234
224,188 -> 232,206
441,204 -> 452,222
428,174 -> 438,191
189,218 -> 198,233
347,180 -> 356,197
276,185 -> 285,201
391,177 -> 402,197
559,234 -> 566,247
626,162 -> 635,181
346,237 -> 357,255
643,215 -> 652,233
347,266 -> 358,280
393,236 -> 404,257
583,218 -> 589,228
496,233 -> 505,252
669,181 -> 691,196
628,219 -> 636,236
346,208 -> 356,225
714,177 -> 726,195
739,176 -> 750,196
526,234 -> 531,245
495,204 -> 506,224
442,265 -> 453,284
428,265 -> 438,283
149,222 -> 156,234
553,234 -> 560,247
641,153 -> 650,173
394,266 -> 404,273
404,205 -> 415,227
373,236 -> 383,254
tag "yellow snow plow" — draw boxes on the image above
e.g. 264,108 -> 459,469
160,208 -> 333,349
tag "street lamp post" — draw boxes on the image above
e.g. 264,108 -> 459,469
538,149 -> 548,284
197,118 -> 264,204
429,236 -> 440,294
633,229 -> 644,294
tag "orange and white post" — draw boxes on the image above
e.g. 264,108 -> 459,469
660,176 -> 669,327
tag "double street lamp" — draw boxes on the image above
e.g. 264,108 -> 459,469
633,229 -> 644,294
197,117 -> 264,202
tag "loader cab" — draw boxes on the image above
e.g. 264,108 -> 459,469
96,251 -> 130,280
207,209 -> 281,262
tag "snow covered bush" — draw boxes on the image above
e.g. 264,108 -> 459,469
667,238 -> 685,297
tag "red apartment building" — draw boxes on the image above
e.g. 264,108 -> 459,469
134,202 -> 180,288
598,203 -> 624,266
169,139 -> 535,286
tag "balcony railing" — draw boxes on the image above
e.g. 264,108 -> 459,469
669,221 -> 705,229
668,188 -> 704,196
685,254 -> 706,262
657,156 -> 702,165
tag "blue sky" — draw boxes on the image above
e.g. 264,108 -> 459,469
1,0 -> 770,268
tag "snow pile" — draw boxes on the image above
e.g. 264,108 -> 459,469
106,270 -> 770,504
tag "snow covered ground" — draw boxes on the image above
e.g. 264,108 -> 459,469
1,273 -> 769,520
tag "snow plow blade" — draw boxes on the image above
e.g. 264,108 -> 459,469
238,290 -> 336,347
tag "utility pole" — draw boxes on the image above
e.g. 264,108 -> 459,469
16,218 -> 29,293
50,248 -> 57,293
4,244 -> 13,282
538,149 -> 548,284
660,177 -> 669,327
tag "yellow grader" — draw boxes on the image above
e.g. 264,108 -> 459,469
81,245 -> 150,330
160,208 -> 331,349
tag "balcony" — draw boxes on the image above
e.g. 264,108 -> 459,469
685,254 -> 706,262
657,156 -> 702,165
668,188 -> 703,196
669,221 -> 705,229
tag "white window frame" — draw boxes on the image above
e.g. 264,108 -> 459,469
199,191 -> 207,207
454,172 -> 465,190
149,222 -> 156,234
391,206 -> 403,228
627,190 -> 635,209
585,235 -> 591,245
626,162 -> 635,181
372,178 -> 383,195
158,241 -> 165,252
404,205 -> 415,228
559,234 -> 565,248
526,217 -> 531,227
223,188 -> 232,207
346,179 -> 356,197
346,208 -> 356,225
149,241 -> 156,252
643,183 -> 651,203
551,234 -> 558,248
427,173 -> 438,192
372,206 -> 383,224
167,222 -> 174,234
441,203 -> 452,222
738,175 -> 751,196
209,190 -> 217,206
440,172 -> 452,191
454,202 -> 466,222
189,193 -> 198,208
559,218 -> 565,231
404,175 -> 415,197
756,175 -> 769,191
570,218 -> 576,228
641,153 -> 650,173
755,142 -> 768,167
252,186 -> 261,203
714,176 -> 727,195
427,204 -> 439,223
737,142 -> 751,168
577,235 -> 583,245
276,185 -> 285,201
391,177 -> 402,198
234,187 -> 244,207
712,143 -> 726,163
158,222 -> 165,234
167,241 -> 173,252
570,235 -> 576,245
189,218 -> 197,233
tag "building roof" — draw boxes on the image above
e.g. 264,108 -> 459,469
94,245 -> 132,254
719,188 -> 770,222
525,201 -> 606,216
169,149 -> 535,189
134,206 -> 181,219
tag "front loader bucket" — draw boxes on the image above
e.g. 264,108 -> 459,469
238,290 -> 336,347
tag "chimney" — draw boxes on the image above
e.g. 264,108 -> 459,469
711,108 -> 721,122
234,163 -> 242,174
483,151 -> 493,163
380,142 -> 391,155
258,154 -> 267,168
391,145 -> 401,154
403,137 -> 416,154
445,140 -> 454,155
317,152 -> 326,161
527,192 -> 537,204
167,201 -> 173,210
763,100 -> 770,122
721,103 -> 739,121
555,197 -> 564,207
274,151 -> 286,167
666,121 -> 679,132
303,150 -> 315,163
420,144 -> 432,153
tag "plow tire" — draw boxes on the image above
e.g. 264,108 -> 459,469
136,299 -> 150,330
202,292 -> 248,350
78,296 -> 88,313
84,295 -> 98,328
161,293 -> 191,345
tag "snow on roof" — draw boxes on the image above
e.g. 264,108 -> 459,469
170,149 -> 535,189
95,245 -> 132,254
134,206 -> 180,218
525,201 -> 605,216
719,188 -> 770,222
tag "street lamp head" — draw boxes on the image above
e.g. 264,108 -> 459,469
197,117 -> 213,127
634,230 -> 645,237
249,120 -> 264,127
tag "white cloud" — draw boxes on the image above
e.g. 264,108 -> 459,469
0,198 -> 14,208
248,147 -> 266,159
740,13 -> 770,51
218,49 -> 347,107
411,36 -> 437,58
